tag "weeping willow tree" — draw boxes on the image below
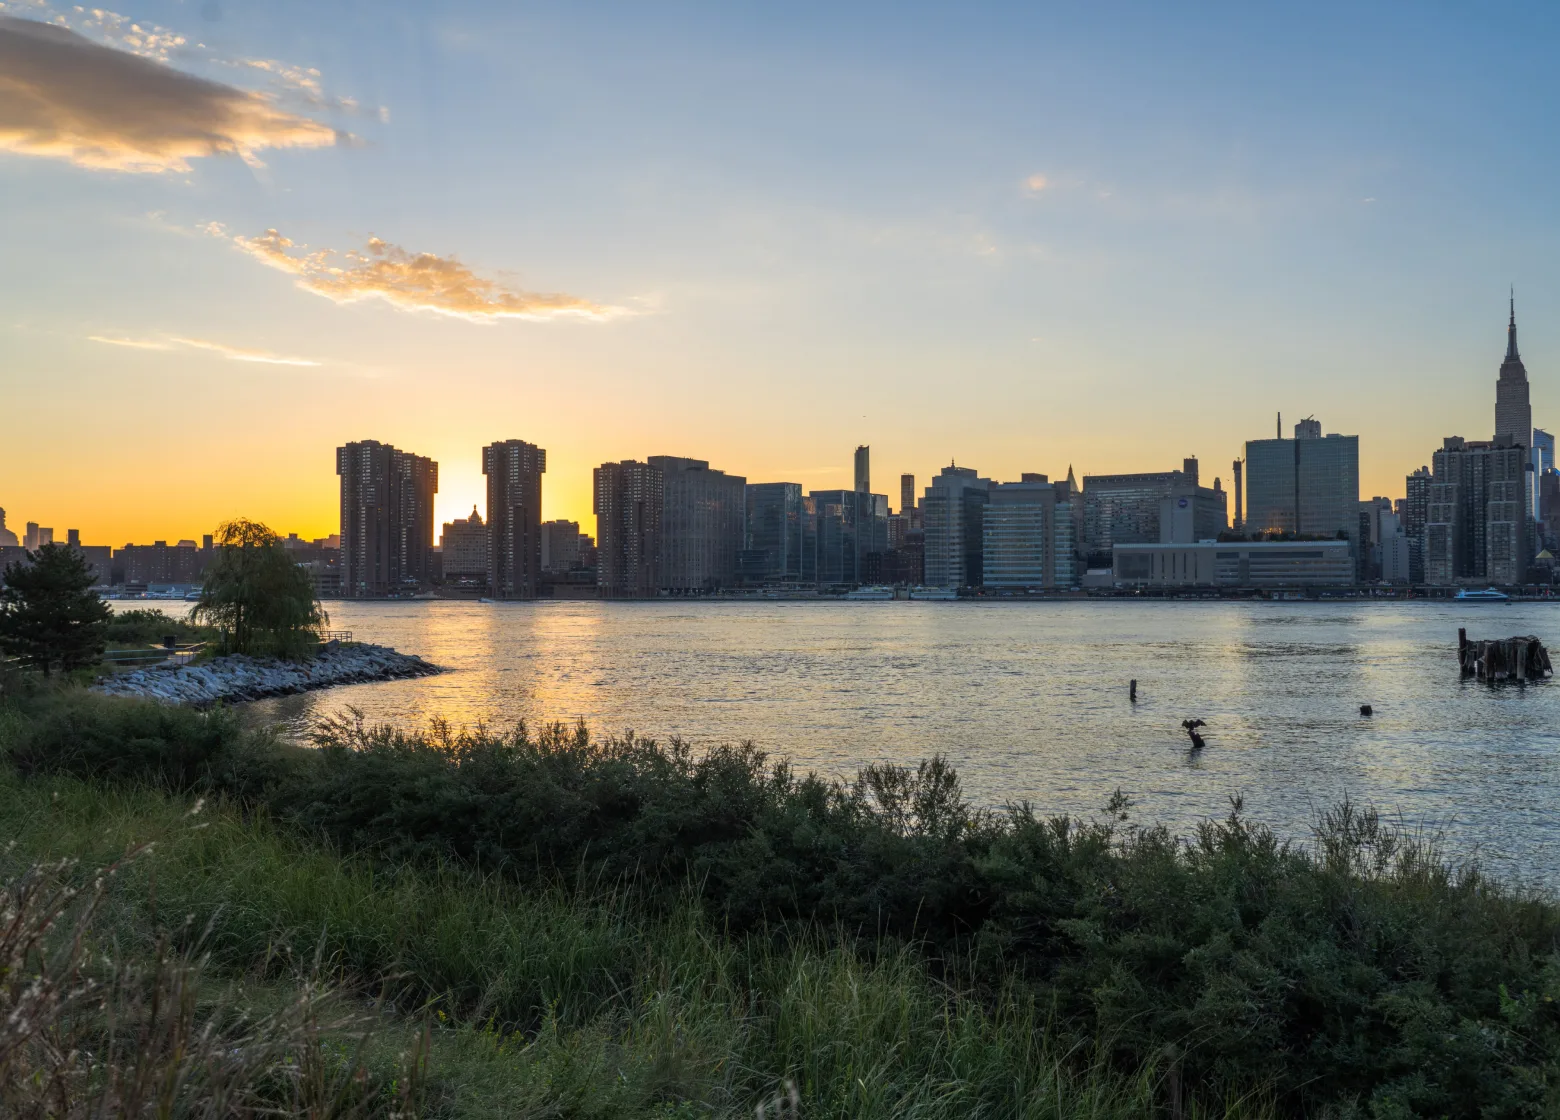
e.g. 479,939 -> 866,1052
191,519 -> 326,658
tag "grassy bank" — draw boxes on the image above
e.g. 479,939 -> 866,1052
0,761 -> 1180,1118
3,690 -> 1560,1116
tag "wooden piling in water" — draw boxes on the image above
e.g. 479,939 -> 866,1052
1130,679 -> 1137,702
1458,634 -> 1553,681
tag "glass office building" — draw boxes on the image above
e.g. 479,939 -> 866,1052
744,482 -> 804,584
1244,421 -> 1359,542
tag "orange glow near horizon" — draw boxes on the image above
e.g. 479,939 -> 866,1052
0,5 -> 1549,549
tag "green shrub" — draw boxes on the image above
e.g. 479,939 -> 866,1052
103,607 -> 213,647
6,691 -> 253,790
7,691 -> 1560,1115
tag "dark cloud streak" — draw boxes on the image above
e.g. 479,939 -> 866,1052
0,15 -> 338,172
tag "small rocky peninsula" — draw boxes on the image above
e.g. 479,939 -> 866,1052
94,642 -> 441,706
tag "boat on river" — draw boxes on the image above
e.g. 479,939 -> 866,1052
908,586 -> 958,601
842,585 -> 894,600
1454,587 -> 1511,603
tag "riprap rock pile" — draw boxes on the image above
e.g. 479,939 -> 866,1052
94,642 -> 441,706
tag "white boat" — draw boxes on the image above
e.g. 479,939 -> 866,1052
908,586 -> 958,601
843,585 -> 894,600
1454,587 -> 1511,603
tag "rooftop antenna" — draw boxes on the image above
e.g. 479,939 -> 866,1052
1277,412 -> 1281,439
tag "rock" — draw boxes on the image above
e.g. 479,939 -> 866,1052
92,643 -> 442,707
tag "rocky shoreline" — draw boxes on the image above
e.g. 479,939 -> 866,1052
93,642 -> 442,706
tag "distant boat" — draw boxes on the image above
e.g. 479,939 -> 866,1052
1454,587 -> 1511,603
908,586 -> 958,601
843,585 -> 894,600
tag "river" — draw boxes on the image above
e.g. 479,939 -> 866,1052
128,599 -> 1560,883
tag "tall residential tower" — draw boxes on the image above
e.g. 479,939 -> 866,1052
336,440 -> 439,597
595,460 -> 663,597
483,439 -> 547,599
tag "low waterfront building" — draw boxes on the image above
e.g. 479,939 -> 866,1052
115,539 -> 210,587
540,519 -> 583,573
439,508 -> 488,583
1113,539 -> 1354,588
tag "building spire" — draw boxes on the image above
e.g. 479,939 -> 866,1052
1507,287 -> 1520,361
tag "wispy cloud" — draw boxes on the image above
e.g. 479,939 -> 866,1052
224,56 -> 389,121
88,333 -> 320,366
216,226 -> 614,322
0,14 -> 340,172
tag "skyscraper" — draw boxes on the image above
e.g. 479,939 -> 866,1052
595,460 -> 663,598
1402,467 -> 1431,584
648,456 -> 746,592
1232,459 -> 1244,532
745,482 -> 805,584
1495,293 -> 1532,449
1534,429 -> 1555,475
983,479 -> 1076,588
808,489 -> 889,586
1082,463 -> 1224,554
900,474 -> 915,518
483,439 -> 546,599
0,509 -> 16,548
1243,418 -> 1359,543
1081,472 -> 1181,552
854,446 -> 870,494
923,465 -> 991,588
336,440 -> 439,597
1425,437 -> 1528,585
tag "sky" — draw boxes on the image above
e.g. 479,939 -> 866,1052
3,0 -> 1559,545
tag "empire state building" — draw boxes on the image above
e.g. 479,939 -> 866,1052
1495,293 -> 1532,448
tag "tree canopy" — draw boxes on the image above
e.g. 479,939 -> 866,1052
0,544 -> 112,675
191,519 -> 326,658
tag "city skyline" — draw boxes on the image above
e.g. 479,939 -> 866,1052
4,2 -> 1559,543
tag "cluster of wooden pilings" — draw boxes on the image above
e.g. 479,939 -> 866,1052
1458,628 -> 1553,681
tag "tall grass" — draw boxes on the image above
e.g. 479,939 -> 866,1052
0,845 -> 424,1117
5,689 -> 1560,1115
0,768 -> 1196,1119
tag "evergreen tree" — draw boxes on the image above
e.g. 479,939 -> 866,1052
191,519 -> 326,658
0,544 -> 112,675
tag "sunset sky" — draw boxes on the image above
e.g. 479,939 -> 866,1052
3,0 -> 1559,545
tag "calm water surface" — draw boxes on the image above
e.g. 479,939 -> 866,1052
203,600 -> 1559,882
